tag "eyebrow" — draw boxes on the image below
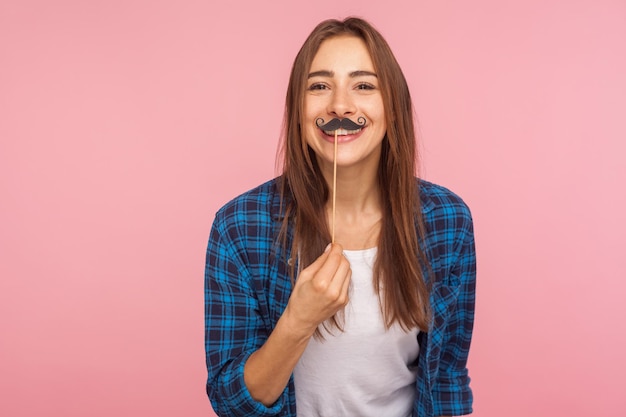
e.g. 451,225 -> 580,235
307,70 -> 378,78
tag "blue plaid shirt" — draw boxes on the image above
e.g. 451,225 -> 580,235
205,178 -> 476,417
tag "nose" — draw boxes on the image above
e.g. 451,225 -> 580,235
327,89 -> 356,118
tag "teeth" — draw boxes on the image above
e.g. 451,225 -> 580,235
323,128 -> 362,136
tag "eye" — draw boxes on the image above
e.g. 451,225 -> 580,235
308,83 -> 328,91
356,82 -> 375,90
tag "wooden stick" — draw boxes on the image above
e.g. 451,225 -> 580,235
332,130 -> 337,243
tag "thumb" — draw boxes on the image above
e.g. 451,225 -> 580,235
300,243 -> 332,275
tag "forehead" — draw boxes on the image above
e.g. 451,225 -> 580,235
309,35 -> 374,73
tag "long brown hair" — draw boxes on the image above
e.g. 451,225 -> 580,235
278,17 -> 430,332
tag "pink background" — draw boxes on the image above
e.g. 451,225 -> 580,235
1,0 -> 625,416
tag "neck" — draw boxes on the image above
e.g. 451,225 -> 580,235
321,158 -> 381,214
320,158 -> 382,250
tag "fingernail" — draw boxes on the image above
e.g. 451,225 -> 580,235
324,243 -> 331,252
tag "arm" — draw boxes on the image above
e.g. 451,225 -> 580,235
431,209 -> 476,417
205,211 -> 351,415
244,243 -> 351,405
205,214 -> 278,417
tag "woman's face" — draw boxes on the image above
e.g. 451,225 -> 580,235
304,35 -> 386,172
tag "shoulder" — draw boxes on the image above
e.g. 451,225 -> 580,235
418,178 -> 473,225
214,178 -> 283,227
417,180 -> 476,287
208,178 -> 285,268
417,179 -> 474,247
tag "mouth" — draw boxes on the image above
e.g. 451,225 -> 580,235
323,128 -> 363,136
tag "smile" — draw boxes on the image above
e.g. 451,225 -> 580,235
323,128 -> 363,136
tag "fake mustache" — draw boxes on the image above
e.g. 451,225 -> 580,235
315,117 -> 367,131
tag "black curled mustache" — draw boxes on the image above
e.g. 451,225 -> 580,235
315,117 -> 366,131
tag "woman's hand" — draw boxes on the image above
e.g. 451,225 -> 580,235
243,243 -> 352,406
283,243 -> 352,337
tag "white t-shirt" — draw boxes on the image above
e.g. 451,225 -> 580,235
293,247 -> 420,417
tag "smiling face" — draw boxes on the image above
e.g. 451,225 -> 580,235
304,35 -> 386,173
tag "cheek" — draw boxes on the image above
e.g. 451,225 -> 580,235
304,97 -> 323,117
304,124 -> 318,146
363,98 -> 385,121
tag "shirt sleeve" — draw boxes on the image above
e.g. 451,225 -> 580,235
431,207 -> 476,417
204,210 -> 287,417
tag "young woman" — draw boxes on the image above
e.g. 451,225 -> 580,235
205,17 -> 476,417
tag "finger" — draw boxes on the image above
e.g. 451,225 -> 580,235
339,268 -> 352,306
297,243 -> 332,280
326,255 -> 351,302
314,243 -> 346,283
